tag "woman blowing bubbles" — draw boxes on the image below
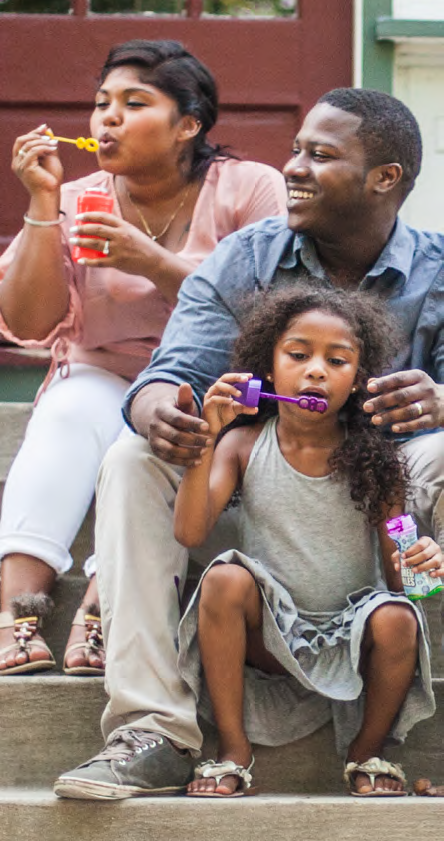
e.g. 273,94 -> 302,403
0,39 -> 286,677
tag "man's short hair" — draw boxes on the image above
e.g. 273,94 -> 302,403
318,88 -> 422,198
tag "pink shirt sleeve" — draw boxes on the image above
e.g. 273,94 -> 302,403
179,159 -> 287,269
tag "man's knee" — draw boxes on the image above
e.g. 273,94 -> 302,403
402,431 -> 444,487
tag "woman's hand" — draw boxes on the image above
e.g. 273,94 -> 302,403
363,370 -> 444,433
202,373 -> 257,437
391,536 -> 444,578
12,124 -> 63,196
69,212 -> 163,274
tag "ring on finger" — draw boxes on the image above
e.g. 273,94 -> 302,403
18,148 -> 26,158
102,239 -> 110,256
414,401 -> 423,418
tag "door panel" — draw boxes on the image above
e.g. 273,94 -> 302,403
0,1 -> 352,249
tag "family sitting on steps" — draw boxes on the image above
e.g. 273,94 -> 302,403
0,41 -> 443,800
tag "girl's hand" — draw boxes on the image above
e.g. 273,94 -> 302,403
202,373 -> 258,437
69,212 -> 162,274
12,125 -> 63,195
392,536 -> 444,578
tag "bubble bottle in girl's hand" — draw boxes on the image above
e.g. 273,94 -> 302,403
386,514 -> 443,601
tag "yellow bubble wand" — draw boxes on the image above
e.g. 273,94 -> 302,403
45,128 -> 99,153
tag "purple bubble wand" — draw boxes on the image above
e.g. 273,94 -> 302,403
234,378 -> 328,413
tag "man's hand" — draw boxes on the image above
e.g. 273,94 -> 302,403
131,382 -> 213,467
363,370 -> 444,433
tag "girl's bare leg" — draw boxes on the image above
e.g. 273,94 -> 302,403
63,574 -> 104,670
0,553 -> 56,669
188,563 -> 286,796
347,602 -> 418,794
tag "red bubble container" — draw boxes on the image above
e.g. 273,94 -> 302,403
72,187 -> 113,262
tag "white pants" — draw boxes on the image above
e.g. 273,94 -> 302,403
96,430 -> 444,753
0,364 -> 128,575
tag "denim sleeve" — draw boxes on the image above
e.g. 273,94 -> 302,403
122,229 -> 256,428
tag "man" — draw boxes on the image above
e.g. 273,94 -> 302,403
55,88 -> 444,800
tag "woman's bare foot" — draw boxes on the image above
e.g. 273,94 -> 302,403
187,738 -> 253,796
63,610 -> 104,672
63,575 -> 105,673
0,623 -> 51,671
0,555 -> 56,672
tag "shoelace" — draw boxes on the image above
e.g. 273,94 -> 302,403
89,730 -> 165,765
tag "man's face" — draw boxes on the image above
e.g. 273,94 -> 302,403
283,103 -> 371,240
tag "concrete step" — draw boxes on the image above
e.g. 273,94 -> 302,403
0,789 -> 442,841
1,676 -> 443,792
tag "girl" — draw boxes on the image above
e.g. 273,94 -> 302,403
0,39 -> 286,677
174,285 -> 442,798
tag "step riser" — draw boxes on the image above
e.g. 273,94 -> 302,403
1,679 -> 444,791
0,793 -> 442,841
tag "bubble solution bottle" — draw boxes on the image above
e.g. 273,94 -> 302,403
72,187 -> 113,262
386,514 -> 443,601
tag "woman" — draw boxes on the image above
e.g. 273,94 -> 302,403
0,39 -> 286,677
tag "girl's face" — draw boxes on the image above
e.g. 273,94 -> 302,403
271,309 -> 360,415
90,66 -> 192,176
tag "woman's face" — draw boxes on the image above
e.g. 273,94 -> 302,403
90,66 -> 189,176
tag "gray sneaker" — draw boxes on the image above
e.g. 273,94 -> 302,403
53,729 -> 194,800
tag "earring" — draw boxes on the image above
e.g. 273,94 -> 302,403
351,386 -> 357,393
266,374 -> 273,382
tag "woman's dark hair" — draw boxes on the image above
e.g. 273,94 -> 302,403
99,39 -> 232,179
231,284 -> 409,525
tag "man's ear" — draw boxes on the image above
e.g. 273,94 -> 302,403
368,163 -> 403,195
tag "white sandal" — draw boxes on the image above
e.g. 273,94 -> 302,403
187,756 -> 256,798
344,757 -> 407,797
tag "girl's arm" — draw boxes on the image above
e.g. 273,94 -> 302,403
174,372 -> 257,547
377,504 -> 404,593
377,504 -> 444,592
174,430 -> 240,548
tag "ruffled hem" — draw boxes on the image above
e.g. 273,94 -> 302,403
178,551 -> 435,753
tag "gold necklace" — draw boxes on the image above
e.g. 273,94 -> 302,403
125,181 -> 191,242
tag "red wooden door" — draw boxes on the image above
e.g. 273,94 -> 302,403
0,0 -> 352,250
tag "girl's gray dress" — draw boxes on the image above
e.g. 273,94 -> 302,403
178,418 -> 435,755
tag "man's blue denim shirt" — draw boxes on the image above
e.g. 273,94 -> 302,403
123,215 -> 444,433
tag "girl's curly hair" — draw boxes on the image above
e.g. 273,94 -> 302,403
231,283 -> 409,525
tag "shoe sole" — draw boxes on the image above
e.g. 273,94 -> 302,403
54,778 -> 188,800
0,660 -> 55,676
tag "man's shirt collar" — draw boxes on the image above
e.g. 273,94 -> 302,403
278,218 -> 415,288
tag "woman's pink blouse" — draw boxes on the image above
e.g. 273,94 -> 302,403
0,159 -> 286,382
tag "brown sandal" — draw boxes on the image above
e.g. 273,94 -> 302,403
63,605 -> 105,676
0,593 -> 55,675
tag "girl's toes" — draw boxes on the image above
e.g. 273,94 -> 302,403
215,774 -> 241,796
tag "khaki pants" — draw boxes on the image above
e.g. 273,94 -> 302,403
96,429 -> 444,752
